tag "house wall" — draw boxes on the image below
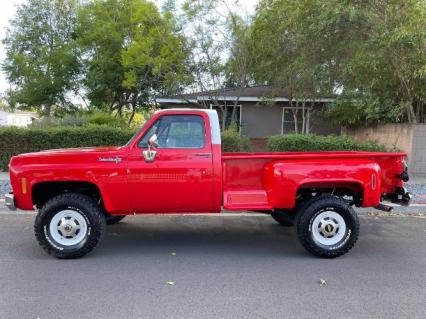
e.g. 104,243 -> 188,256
241,103 -> 340,138
161,102 -> 341,138
241,103 -> 282,137
0,112 -> 7,126
0,111 -> 37,127
344,124 -> 426,176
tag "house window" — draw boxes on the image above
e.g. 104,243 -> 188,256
281,107 -> 311,134
210,104 -> 241,132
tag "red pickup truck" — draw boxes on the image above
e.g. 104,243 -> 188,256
6,109 -> 411,259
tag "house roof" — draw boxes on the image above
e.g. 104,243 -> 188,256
157,86 -> 335,104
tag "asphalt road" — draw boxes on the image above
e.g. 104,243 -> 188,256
0,210 -> 425,319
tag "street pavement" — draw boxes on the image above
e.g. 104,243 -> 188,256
0,209 -> 425,319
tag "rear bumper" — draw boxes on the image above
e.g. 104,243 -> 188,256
5,193 -> 16,211
384,187 -> 412,206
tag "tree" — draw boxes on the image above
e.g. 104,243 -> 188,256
250,0 -> 330,133
77,0 -> 191,124
250,0 -> 426,126
180,0 -> 254,130
2,0 -> 80,116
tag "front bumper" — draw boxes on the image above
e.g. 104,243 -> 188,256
5,193 -> 16,211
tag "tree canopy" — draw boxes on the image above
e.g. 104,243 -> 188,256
2,0 -> 80,115
249,0 -> 426,125
2,0 -> 190,123
2,0 -> 426,126
77,0 -> 191,123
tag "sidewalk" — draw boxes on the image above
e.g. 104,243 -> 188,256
0,172 -> 9,181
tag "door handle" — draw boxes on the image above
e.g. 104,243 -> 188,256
194,153 -> 211,158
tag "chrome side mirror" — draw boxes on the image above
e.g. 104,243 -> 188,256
143,134 -> 158,162
148,134 -> 158,149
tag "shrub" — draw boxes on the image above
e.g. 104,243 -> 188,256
0,126 -> 136,171
86,112 -> 127,127
267,134 -> 386,152
221,129 -> 251,152
30,111 -> 128,128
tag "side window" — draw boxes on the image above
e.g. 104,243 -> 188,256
138,115 -> 206,149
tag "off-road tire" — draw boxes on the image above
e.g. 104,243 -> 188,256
295,195 -> 360,258
271,210 -> 296,226
34,193 -> 106,259
105,214 -> 126,225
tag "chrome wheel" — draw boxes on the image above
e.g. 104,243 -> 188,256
49,209 -> 88,247
311,211 -> 346,246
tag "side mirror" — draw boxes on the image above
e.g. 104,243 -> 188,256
148,134 -> 158,149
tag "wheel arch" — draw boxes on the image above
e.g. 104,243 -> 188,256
32,181 -> 103,209
296,180 -> 365,205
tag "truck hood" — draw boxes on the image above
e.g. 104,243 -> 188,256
10,146 -> 126,167
17,146 -> 124,157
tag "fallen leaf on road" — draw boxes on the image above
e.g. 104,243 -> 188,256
166,281 -> 175,286
319,278 -> 327,286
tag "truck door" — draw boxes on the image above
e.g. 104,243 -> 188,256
127,113 -> 215,213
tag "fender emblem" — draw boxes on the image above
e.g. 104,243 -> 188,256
98,156 -> 122,163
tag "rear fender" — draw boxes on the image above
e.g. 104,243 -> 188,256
263,159 -> 381,209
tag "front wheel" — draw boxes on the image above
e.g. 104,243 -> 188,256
295,195 -> 360,258
34,193 -> 106,259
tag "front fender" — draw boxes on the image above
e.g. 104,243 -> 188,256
263,159 -> 381,209
10,164 -> 129,213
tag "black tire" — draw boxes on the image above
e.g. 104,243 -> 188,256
34,193 -> 106,259
271,210 -> 296,226
105,214 -> 126,225
295,195 -> 360,258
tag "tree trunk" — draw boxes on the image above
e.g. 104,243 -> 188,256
128,105 -> 136,126
44,104 -> 52,117
291,101 -> 299,134
230,105 -> 238,129
301,100 -> 306,134
406,101 -> 417,124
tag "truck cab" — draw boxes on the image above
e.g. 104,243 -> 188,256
7,109 -> 411,259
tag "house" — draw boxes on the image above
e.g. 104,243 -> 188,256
0,110 -> 38,127
156,86 -> 340,138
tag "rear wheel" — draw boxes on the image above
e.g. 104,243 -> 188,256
105,214 -> 126,225
34,193 -> 106,259
295,195 -> 360,258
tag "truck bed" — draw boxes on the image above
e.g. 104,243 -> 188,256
222,151 -> 406,210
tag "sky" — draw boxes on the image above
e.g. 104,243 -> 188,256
0,0 -> 259,97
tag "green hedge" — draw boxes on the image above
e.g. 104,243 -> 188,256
0,126 -> 253,171
267,134 -> 386,152
221,129 -> 252,152
0,126 -> 136,171
1,127 -> 386,171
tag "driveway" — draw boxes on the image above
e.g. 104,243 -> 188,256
0,209 -> 425,319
